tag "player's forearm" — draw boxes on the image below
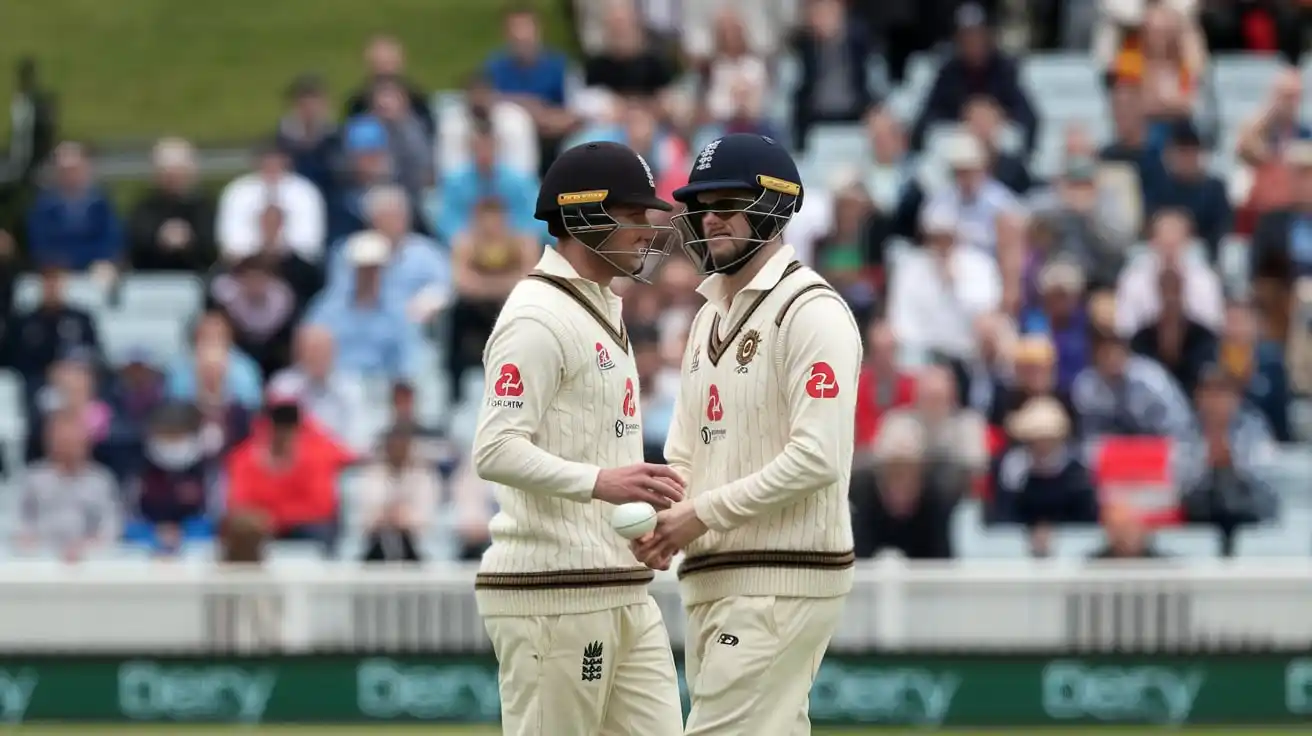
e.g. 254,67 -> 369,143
693,439 -> 840,532
472,433 -> 599,503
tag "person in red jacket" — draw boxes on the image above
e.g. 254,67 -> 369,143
854,321 -> 916,451
225,389 -> 355,553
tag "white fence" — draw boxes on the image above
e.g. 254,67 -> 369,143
0,558 -> 1310,653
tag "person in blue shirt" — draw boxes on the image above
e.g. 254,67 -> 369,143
327,116 -> 401,247
306,231 -> 421,382
164,311 -> 264,410
327,184 -> 450,324
431,120 -> 541,245
484,4 -> 575,175
26,142 -> 123,272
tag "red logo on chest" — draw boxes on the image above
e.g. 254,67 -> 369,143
622,378 -> 637,417
706,384 -> 724,421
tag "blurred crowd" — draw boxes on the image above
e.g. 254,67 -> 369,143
0,0 -> 1310,565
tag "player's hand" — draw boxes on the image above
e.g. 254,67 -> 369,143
592,464 -> 685,508
631,533 -> 674,570
632,502 -> 708,564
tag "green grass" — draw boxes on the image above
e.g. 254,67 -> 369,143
0,0 -> 572,144
1,728 -> 1309,735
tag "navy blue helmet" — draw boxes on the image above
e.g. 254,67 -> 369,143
671,134 -> 804,275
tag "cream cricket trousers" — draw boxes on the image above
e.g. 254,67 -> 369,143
484,596 -> 683,736
683,595 -> 845,736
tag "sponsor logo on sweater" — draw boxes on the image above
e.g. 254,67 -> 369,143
806,362 -> 840,399
701,384 -> 727,444
615,378 -> 640,437
488,364 -> 524,408
596,343 -> 615,371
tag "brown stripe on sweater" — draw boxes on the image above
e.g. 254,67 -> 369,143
475,566 -> 654,590
677,549 -> 856,579
774,283 -> 839,327
526,272 -> 629,353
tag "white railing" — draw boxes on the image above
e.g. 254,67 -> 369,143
0,558 -> 1310,652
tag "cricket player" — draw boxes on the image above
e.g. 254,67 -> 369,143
472,141 -> 687,736
633,133 -> 863,735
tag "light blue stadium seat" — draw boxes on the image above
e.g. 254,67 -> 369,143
1050,526 -> 1104,559
1214,55 -> 1284,124
951,501 -> 1029,559
116,274 -> 204,317
1154,527 -> 1223,558
16,273 -> 107,311
98,316 -> 186,366
1234,508 -> 1312,557
806,125 -> 867,169
0,373 -> 26,452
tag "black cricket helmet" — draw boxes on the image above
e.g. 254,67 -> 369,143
671,133 -> 804,275
535,141 -> 676,282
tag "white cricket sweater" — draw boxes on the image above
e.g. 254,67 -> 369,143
472,248 -> 652,617
665,245 -> 862,605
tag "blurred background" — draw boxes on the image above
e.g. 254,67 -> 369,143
3,0 -> 1312,732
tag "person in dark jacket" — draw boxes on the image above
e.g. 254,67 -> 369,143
851,415 -> 954,559
1143,120 -> 1231,260
277,73 -> 341,203
910,4 -> 1038,155
0,263 -> 100,396
343,35 -> 434,137
1130,267 -> 1218,399
133,402 -> 211,556
790,0 -> 874,151
25,142 -> 123,272
127,138 -> 218,272
995,397 -> 1099,555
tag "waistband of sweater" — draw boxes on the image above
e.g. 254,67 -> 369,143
475,566 -> 654,617
677,549 -> 855,605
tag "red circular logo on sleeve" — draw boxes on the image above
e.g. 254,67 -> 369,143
495,363 -> 525,397
706,384 -> 724,421
622,378 -> 637,417
805,362 -> 839,399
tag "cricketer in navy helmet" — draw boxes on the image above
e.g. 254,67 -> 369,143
633,133 -> 864,735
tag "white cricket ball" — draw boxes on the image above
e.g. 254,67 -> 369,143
611,502 -> 657,540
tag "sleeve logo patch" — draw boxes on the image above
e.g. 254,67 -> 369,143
806,362 -> 840,399
488,363 -> 525,408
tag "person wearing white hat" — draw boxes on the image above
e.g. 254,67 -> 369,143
996,396 -> 1099,555
849,413 -> 954,559
887,201 -> 1001,364
302,230 -> 421,383
924,130 -> 1024,256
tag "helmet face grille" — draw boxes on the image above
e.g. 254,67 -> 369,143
671,189 -> 797,275
560,201 -> 680,284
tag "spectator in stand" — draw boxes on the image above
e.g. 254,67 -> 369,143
165,311 -> 263,410
1028,155 -> 1133,289
1100,82 -> 1152,165
26,142 -> 122,275
204,255 -> 301,379
433,121 -> 539,246
1252,141 -> 1312,277
113,349 -> 166,433
189,345 -> 253,472
680,0 -> 792,66
886,364 -> 990,500
226,390 -> 354,552
216,141 -> 325,263
1089,502 -> 1163,560
920,132 -> 1024,257
1072,326 -> 1198,453
988,335 -> 1077,435
964,312 -> 1016,417
364,76 -> 434,201
277,73 -> 340,201
388,382 -> 455,468
127,138 -> 218,273
812,175 -> 878,325
996,397 -> 1099,554
1237,67 -> 1309,168
1116,209 -> 1225,335
1219,301 -> 1291,441
854,321 -> 917,459
15,410 -> 121,562
345,35 -> 435,136
888,203 -> 1001,365
1021,260 -> 1092,393
485,4 -> 577,173
358,422 -> 438,563
789,0 -> 872,151
0,262 -> 101,400
1108,2 -> 1205,124
132,402 -> 211,556
439,72 -> 538,176
910,3 -> 1038,155
701,9 -> 770,129
1180,363 -> 1279,555
268,325 -> 370,454
326,116 -> 399,246
618,101 -> 690,205
850,414 -> 954,560
249,205 -> 325,306
446,198 -> 538,407
1144,120 -> 1231,258
306,232 -> 421,383
963,96 -> 1034,195
582,0 -> 677,99
862,107 -> 913,216
1130,267 -> 1217,398
328,187 -> 450,325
